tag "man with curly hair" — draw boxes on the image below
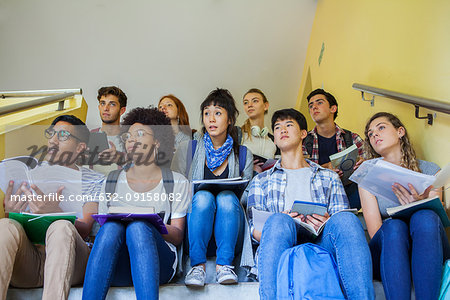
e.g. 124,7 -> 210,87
82,107 -> 190,300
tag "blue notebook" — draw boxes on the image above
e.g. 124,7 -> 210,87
386,197 -> 450,227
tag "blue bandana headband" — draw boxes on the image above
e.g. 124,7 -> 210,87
204,133 -> 233,171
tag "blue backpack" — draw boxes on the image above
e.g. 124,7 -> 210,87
439,259 -> 450,300
277,243 -> 346,300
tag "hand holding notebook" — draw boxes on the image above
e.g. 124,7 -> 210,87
386,196 -> 450,227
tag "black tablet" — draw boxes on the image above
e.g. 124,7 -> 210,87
87,132 -> 109,164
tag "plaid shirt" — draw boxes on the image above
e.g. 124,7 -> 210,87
302,124 -> 365,163
246,159 -> 349,239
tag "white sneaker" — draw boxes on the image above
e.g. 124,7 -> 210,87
216,265 -> 238,284
185,265 -> 206,286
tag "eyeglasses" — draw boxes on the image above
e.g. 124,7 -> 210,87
45,128 -> 81,142
120,129 -> 153,143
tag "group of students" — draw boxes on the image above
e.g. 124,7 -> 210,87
0,85 -> 448,300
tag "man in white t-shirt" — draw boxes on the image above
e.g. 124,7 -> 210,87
0,115 -> 104,300
247,108 -> 374,300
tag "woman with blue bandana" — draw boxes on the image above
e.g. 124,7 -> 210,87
172,88 -> 254,286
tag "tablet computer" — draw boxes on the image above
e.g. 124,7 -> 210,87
87,132 -> 109,164
290,201 -> 327,216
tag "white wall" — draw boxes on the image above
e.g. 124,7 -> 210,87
0,0 -> 316,130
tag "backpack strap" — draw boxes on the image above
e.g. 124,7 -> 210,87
105,169 -> 122,196
236,126 -> 243,145
185,139 -> 197,177
161,167 -> 174,196
105,169 -> 123,210
341,129 -> 354,148
238,145 -> 247,176
303,134 -> 314,156
161,167 -> 174,224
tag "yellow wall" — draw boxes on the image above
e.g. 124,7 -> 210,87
297,0 -> 450,169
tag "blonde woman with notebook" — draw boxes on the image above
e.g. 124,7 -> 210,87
359,112 -> 450,300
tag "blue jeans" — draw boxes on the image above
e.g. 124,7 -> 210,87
188,190 -> 245,266
82,220 -> 175,300
258,212 -> 374,300
370,209 -> 450,300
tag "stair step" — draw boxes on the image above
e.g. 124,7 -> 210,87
6,283 -> 260,300
7,281 -> 416,300
7,216 -> 417,300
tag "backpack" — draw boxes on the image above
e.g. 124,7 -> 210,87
303,130 -> 353,157
277,243 -> 346,300
185,139 -> 247,177
105,167 -> 174,222
439,259 -> 450,300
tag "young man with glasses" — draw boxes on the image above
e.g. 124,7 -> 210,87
89,86 -> 128,174
0,115 -> 104,300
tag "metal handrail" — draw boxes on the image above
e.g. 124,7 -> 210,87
352,83 -> 450,114
0,88 -> 82,98
352,83 -> 450,125
0,92 -> 76,115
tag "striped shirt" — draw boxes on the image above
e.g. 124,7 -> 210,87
80,165 -> 105,202
39,161 -> 105,199
246,159 -> 349,238
302,124 -> 365,163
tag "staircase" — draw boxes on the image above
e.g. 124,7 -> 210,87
6,215 -> 415,299
6,256 -> 412,300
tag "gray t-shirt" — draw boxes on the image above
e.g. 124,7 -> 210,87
283,167 -> 312,211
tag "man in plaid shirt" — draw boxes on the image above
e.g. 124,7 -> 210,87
247,109 -> 373,300
303,89 -> 365,208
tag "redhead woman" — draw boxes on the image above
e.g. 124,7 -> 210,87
158,94 -> 192,150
